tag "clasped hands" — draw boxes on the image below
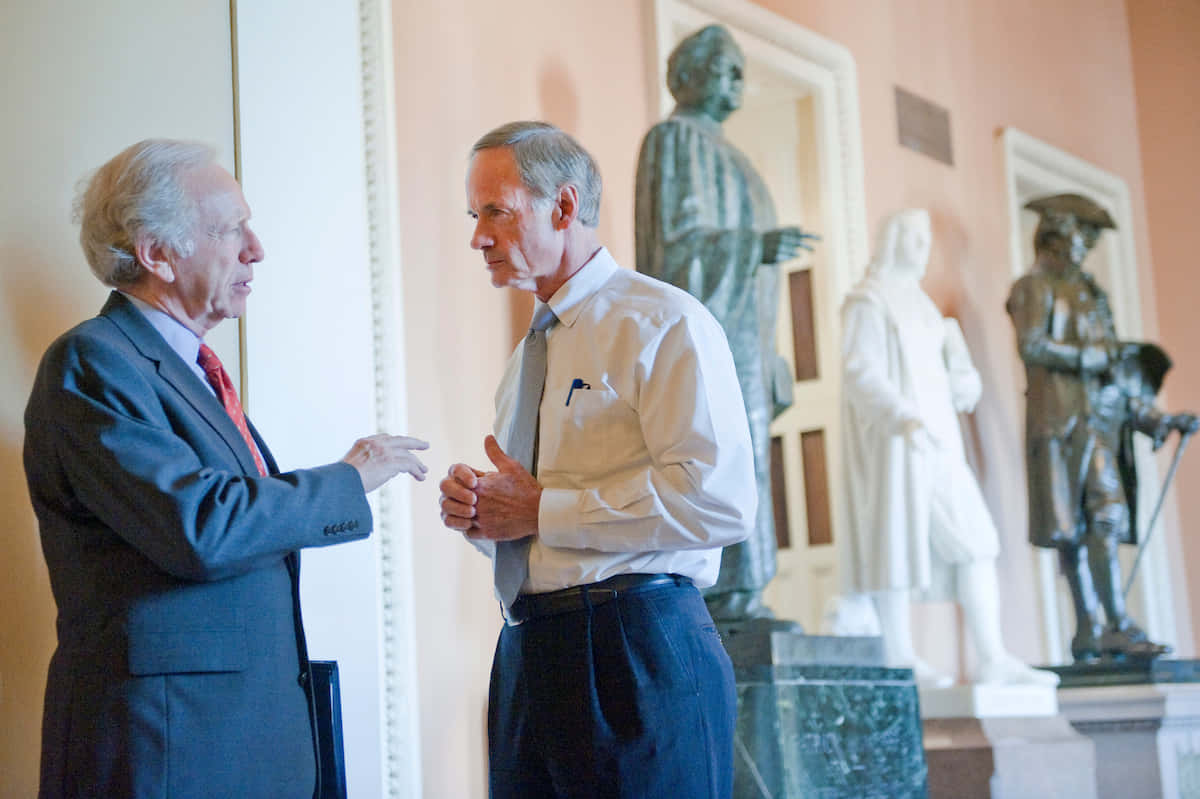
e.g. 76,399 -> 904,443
439,435 -> 541,542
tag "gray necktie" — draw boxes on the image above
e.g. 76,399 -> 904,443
494,303 -> 558,608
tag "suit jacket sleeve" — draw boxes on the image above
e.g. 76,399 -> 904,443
25,325 -> 371,583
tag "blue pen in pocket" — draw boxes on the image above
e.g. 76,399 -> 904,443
566,378 -> 591,406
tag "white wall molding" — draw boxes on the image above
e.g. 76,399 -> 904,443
357,0 -> 423,795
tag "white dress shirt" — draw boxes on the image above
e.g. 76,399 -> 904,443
121,292 -> 211,393
491,247 -> 756,593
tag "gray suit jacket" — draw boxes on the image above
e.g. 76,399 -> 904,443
24,292 -> 372,798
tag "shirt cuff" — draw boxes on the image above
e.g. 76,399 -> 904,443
538,487 -> 580,548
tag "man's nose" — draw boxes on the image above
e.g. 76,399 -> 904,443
243,227 -> 265,263
470,222 -> 491,250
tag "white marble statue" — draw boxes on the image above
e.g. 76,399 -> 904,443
838,208 -> 1057,688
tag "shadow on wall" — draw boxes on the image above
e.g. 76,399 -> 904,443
0,247 -> 86,797
924,207 -> 969,330
926,208 -> 991,482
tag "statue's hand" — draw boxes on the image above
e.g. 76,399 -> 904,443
762,226 -> 820,264
901,418 -> 937,452
1170,413 -> 1200,436
1148,413 -> 1196,451
1080,344 -> 1109,374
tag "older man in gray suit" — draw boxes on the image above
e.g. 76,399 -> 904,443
24,139 -> 429,798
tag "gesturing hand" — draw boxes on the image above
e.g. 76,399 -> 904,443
342,433 -> 429,493
762,226 -> 820,264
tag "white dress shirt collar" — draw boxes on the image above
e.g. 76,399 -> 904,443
119,292 -> 212,394
543,247 -> 617,330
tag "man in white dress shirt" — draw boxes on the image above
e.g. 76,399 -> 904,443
439,121 -> 756,798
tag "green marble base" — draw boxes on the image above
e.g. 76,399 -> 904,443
1043,658 -> 1200,688
729,632 -> 928,798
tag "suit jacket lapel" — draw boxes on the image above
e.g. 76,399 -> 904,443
100,292 -> 265,478
246,418 -> 279,475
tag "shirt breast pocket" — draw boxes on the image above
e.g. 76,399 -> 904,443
543,387 -> 640,476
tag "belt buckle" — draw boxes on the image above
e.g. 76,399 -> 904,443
502,601 -> 526,627
580,586 -> 619,609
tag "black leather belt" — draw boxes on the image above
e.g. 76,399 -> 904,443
505,573 -> 692,626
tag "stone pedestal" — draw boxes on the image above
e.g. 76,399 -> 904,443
923,714 -> 1096,799
920,684 -> 1096,799
725,630 -> 928,799
919,683 -> 1059,719
1053,661 -> 1200,799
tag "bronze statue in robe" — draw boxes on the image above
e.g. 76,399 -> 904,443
635,24 -> 818,623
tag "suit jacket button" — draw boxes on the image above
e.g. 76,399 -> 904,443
298,670 -> 310,687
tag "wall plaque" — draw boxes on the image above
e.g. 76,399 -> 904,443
895,86 -> 954,166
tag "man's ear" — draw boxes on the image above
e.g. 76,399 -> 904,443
133,235 -> 175,283
553,184 -> 580,231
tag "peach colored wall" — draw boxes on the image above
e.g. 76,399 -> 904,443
748,0 -> 1195,666
0,5 -> 237,795
1128,0 -> 1200,658
391,0 -> 1198,795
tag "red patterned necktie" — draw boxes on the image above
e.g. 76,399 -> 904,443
197,343 -> 268,477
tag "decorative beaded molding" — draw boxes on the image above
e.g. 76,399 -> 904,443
356,0 -> 421,796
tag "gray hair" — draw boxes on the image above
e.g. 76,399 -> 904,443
666,25 -> 740,105
471,121 -> 602,227
75,139 -> 216,286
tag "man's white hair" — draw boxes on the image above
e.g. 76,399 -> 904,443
75,139 -> 216,286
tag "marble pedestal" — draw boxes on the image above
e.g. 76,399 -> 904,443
919,684 -> 1096,799
1053,661 -> 1200,799
724,630 -> 928,799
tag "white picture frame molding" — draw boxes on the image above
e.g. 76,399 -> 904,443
1001,126 -> 1176,664
356,0 -> 423,795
